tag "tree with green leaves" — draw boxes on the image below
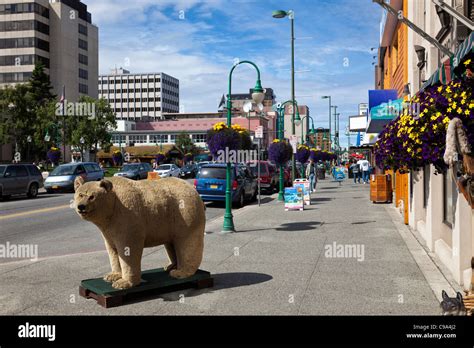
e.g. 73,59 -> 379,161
175,132 -> 197,155
0,62 -> 56,162
69,97 -> 117,161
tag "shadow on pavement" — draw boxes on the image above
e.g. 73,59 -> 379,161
275,221 -> 322,232
312,197 -> 333,204
122,272 -> 273,305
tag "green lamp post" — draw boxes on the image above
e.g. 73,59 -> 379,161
273,9 -> 298,183
222,60 -> 265,233
295,115 -> 315,144
276,100 -> 300,201
321,96 -> 332,150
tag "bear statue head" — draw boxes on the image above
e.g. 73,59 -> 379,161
74,176 -> 114,222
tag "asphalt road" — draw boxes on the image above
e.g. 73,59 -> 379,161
0,179 -> 247,264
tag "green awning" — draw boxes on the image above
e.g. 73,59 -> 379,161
421,31 -> 473,90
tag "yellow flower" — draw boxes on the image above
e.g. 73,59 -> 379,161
457,108 -> 462,114
464,59 -> 472,66
433,124 -> 438,131
443,117 -> 450,124
437,86 -> 443,92
466,110 -> 471,116
407,148 -> 412,153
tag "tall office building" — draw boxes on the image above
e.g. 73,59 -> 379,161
99,68 -> 180,121
0,0 -> 98,100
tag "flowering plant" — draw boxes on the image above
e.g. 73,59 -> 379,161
206,122 -> 251,157
295,144 -> 310,164
375,78 -> 474,172
47,147 -> 61,165
268,140 -> 292,165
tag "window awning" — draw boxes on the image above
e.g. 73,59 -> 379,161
421,31 -> 474,90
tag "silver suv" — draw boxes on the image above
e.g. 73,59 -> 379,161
0,164 -> 44,199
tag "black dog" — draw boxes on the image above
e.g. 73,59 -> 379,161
440,290 -> 466,316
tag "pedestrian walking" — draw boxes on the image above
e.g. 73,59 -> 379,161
357,157 -> 371,184
306,159 -> 317,193
350,160 -> 361,184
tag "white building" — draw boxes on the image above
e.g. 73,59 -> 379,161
98,68 -> 179,121
406,0 -> 473,291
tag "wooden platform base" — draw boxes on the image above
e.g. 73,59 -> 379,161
79,268 -> 213,308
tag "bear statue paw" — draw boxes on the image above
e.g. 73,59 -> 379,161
103,272 -> 122,283
163,263 -> 177,272
112,279 -> 135,290
169,269 -> 194,279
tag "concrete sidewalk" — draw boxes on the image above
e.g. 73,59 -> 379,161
0,179 -> 452,315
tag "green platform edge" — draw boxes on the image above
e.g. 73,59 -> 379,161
81,268 -> 212,296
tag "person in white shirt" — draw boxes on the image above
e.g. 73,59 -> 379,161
357,158 -> 370,184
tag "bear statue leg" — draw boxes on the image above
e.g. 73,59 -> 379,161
164,243 -> 178,272
112,242 -> 144,290
169,233 -> 204,279
103,239 -> 122,283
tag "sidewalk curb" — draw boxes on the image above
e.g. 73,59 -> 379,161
384,205 -> 459,302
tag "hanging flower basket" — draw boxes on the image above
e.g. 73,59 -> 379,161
268,139 -> 292,166
375,78 -> 473,172
112,150 -> 123,166
155,153 -> 166,164
47,147 -> 61,165
295,144 -> 310,164
206,122 -> 243,157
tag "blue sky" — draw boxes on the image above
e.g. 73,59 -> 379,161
86,0 -> 383,148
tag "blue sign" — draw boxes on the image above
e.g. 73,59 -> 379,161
368,89 -> 398,112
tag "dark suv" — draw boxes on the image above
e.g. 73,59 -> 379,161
0,164 -> 44,199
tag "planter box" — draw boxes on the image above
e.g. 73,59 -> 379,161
370,174 -> 393,203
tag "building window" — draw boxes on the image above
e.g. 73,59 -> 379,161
0,54 -> 49,68
0,3 -> 49,18
78,38 -> 88,51
0,72 -> 32,83
79,54 -> 88,65
192,134 -> 206,143
0,37 -> 49,51
443,172 -> 458,227
79,83 -> 88,94
170,135 -> 177,144
79,68 -> 88,80
78,23 -> 88,36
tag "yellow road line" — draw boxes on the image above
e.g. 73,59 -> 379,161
0,204 -> 71,220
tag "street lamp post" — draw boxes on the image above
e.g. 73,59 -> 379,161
27,136 -> 32,163
223,60 -> 265,233
80,137 -> 85,162
276,100 -> 300,201
321,96 -> 332,150
273,9 -> 297,183
295,115 -> 315,145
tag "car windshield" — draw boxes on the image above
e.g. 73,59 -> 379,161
0,166 -> 6,176
50,166 -> 76,176
198,167 -> 227,179
183,165 -> 194,170
158,165 -> 172,170
121,164 -> 138,172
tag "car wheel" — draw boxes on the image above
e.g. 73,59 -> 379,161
27,183 -> 39,198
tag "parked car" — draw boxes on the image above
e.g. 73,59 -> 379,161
247,161 -> 278,194
269,161 -> 291,187
194,163 -> 257,208
114,163 -> 152,180
179,164 -> 198,179
0,164 -> 43,199
154,164 -> 181,178
44,162 -> 104,193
